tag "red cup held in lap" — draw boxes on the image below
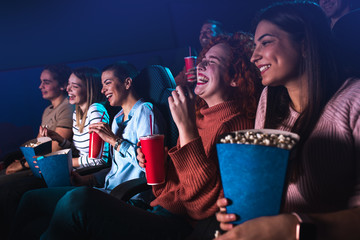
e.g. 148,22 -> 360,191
89,132 -> 104,159
139,134 -> 165,185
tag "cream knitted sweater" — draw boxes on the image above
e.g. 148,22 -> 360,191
255,78 -> 360,213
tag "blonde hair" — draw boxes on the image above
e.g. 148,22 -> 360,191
72,67 -> 104,132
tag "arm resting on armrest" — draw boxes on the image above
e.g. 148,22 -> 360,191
110,177 -> 150,202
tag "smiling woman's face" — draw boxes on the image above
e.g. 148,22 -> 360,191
66,73 -> 87,107
101,70 -> 127,107
195,43 -> 233,107
251,20 -> 303,88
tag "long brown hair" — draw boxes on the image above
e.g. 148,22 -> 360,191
72,67 -> 104,132
255,1 -> 345,180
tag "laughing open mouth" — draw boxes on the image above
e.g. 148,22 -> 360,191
197,73 -> 209,85
68,94 -> 76,101
259,64 -> 271,74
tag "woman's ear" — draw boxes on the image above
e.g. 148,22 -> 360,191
124,77 -> 133,90
60,83 -> 67,91
230,79 -> 239,87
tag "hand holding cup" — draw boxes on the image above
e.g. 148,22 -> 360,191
88,122 -> 114,159
139,135 -> 166,185
185,67 -> 197,83
137,141 -> 168,169
136,141 -> 146,168
184,56 -> 197,83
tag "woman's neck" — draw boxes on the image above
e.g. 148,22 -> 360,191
79,102 -> 88,115
121,94 -> 139,121
50,94 -> 66,108
204,93 -> 230,108
285,75 -> 308,113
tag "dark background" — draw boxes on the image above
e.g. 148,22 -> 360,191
0,0 -> 343,157
0,0 -> 282,71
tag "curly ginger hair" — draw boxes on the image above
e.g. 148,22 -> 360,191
196,32 -> 262,119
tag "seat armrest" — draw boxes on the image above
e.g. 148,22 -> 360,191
75,165 -> 110,176
110,177 -> 151,202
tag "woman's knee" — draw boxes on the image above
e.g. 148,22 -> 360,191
20,188 -> 47,206
57,186 -> 95,211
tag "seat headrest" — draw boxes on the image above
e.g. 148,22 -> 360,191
134,65 -> 176,104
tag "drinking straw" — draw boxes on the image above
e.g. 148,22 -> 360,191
100,111 -> 105,122
189,46 -> 191,56
150,115 -> 153,135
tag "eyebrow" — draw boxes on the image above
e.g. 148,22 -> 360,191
257,33 -> 276,42
207,55 -> 223,62
69,82 -> 82,87
102,78 -> 112,84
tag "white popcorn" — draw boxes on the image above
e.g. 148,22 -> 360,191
25,142 -> 41,148
220,130 -> 298,150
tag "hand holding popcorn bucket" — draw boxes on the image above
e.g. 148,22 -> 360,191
216,129 -> 299,224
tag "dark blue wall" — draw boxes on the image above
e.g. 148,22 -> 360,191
0,0 -> 275,157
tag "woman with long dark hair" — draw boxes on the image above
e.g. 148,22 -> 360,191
216,2 -> 360,239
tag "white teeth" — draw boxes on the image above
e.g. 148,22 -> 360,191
106,94 -> 112,98
259,65 -> 271,72
197,76 -> 209,83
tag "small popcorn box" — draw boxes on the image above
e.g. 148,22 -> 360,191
20,137 -> 52,178
36,148 -> 73,187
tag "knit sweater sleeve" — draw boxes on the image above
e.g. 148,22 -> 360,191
155,114 -> 254,220
167,137 -> 222,219
345,79 -> 360,207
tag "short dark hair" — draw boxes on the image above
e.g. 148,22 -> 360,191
102,61 -> 138,82
43,64 -> 71,88
102,61 -> 140,95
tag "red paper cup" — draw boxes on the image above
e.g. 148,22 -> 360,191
184,56 -> 197,82
89,132 -> 104,159
140,134 -> 165,185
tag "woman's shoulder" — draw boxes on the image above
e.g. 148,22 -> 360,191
258,87 -> 269,103
53,97 -> 74,113
87,103 -> 109,122
342,77 -> 360,89
323,78 -> 360,120
333,78 -> 360,102
134,101 -> 154,114
88,102 -> 107,112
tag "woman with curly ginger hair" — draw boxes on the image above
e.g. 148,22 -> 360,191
195,32 -> 262,120
15,32 -> 262,240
